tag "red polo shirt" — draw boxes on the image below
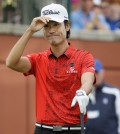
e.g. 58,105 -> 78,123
25,43 -> 95,125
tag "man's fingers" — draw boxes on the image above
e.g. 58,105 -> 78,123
34,16 -> 50,25
78,101 -> 84,114
40,16 -> 51,24
46,17 -> 50,22
39,16 -> 48,24
71,97 -> 77,107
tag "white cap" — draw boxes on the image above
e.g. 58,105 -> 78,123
41,3 -> 69,23
93,0 -> 101,6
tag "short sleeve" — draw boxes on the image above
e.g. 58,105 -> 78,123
24,53 -> 38,76
81,52 -> 95,74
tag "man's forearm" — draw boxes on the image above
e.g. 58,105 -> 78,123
80,82 -> 93,95
80,72 -> 95,95
6,28 -> 33,67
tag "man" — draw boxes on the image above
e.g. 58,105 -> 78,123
6,3 -> 95,134
86,59 -> 120,134
101,0 -> 120,31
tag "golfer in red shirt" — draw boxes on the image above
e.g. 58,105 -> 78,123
6,3 -> 95,134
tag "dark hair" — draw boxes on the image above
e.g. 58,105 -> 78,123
64,20 -> 71,39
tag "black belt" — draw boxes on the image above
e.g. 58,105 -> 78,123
35,123 -> 86,131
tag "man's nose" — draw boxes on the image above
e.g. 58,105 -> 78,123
48,26 -> 55,33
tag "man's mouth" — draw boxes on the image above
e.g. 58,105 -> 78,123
48,35 -> 59,39
47,34 -> 59,37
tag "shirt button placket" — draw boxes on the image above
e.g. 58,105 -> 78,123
55,59 -> 58,74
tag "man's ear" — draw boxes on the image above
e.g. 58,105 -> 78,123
65,21 -> 71,31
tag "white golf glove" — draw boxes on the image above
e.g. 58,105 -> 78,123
71,89 -> 89,115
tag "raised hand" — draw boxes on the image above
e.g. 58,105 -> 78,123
29,16 -> 50,33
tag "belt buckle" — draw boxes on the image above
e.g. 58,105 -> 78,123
53,125 -> 62,131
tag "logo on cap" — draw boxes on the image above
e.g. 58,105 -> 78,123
42,10 -> 60,15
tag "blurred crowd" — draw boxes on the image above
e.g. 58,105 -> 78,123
0,0 -> 120,31
0,0 -> 67,24
71,0 -> 120,31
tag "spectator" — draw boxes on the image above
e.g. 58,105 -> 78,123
86,59 -> 120,134
107,3 -> 120,30
101,0 -> 120,31
71,0 -> 81,11
101,0 -> 110,18
70,0 -> 110,31
91,0 -> 110,30
2,0 -> 17,23
71,0 -> 93,30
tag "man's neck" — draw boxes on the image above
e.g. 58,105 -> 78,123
50,41 -> 69,58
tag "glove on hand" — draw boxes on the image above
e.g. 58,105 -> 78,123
71,90 -> 89,115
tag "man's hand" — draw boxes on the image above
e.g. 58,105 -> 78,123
71,90 -> 89,115
28,16 -> 50,33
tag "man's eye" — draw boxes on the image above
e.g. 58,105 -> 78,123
54,23 -> 59,26
44,25 -> 48,28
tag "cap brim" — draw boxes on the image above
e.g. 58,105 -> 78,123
45,16 -> 64,23
49,18 -> 64,23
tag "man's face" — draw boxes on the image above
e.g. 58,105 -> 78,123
81,0 -> 93,12
43,21 -> 69,46
101,1 -> 110,17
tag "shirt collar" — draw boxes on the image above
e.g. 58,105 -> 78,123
47,43 -> 76,59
